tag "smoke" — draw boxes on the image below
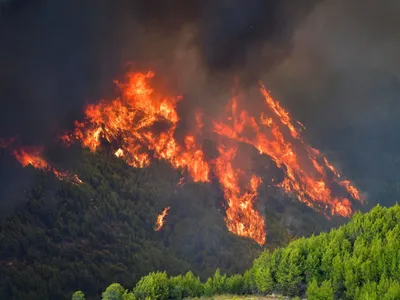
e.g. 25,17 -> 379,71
1,0 -> 397,214
259,0 -> 400,205
0,0 -> 320,141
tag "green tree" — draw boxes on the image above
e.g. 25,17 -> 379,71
307,278 -> 333,300
252,251 -> 275,294
134,271 -> 169,300
71,290 -> 85,300
180,271 -> 203,297
225,274 -> 244,295
102,283 -> 126,300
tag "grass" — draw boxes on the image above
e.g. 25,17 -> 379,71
190,295 -> 291,300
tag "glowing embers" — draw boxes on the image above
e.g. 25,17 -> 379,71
155,207 -> 170,231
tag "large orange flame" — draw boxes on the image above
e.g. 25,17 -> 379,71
62,71 -> 209,182
155,206 -> 170,231
59,70 -> 362,245
215,145 -> 266,245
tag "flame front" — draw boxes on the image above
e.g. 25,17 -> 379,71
0,141 -> 82,184
155,207 -> 170,231
57,70 -> 362,245
215,145 -> 266,245
62,71 -> 209,182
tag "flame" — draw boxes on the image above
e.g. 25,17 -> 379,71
155,207 -> 170,231
177,177 -> 185,186
60,70 -> 362,245
0,140 -> 82,184
61,71 -> 209,182
213,86 -> 362,219
215,145 -> 266,245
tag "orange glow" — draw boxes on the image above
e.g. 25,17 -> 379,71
213,84 -> 362,221
61,70 -> 362,245
215,145 -> 266,245
9,147 -> 82,184
155,207 -> 170,231
61,71 -> 209,182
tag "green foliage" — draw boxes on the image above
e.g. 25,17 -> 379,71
102,283 -> 126,300
133,271 -> 169,300
225,274 -> 244,295
71,290 -> 85,300
249,204 -> 400,299
122,291 -> 136,300
167,271 -> 203,299
306,278 -> 333,300
253,251 -> 274,294
180,271 -> 204,298
203,277 -> 214,297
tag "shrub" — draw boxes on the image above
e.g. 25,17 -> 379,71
307,278 -> 333,300
181,271 -> 204,297
102,283 -> 126,300
225,274 -> 244,295
71,290 -> 85,300
168,275 -> 183,300
134,271 -> 169,300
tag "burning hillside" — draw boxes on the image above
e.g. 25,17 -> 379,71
54,70 -> 361,245
0,70 -> 362,245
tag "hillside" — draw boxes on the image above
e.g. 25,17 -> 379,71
72,204 -> 400,299
0,147 -> 332,300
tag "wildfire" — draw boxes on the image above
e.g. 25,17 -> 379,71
0,141 -> 82,184
213,87 -> 362,220
155,207 -> 170,231
57,70 -> 362,245
62,71 -> 209,181
215,145 -> 266,245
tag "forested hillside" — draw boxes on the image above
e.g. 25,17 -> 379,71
0,147 -> 331,300
73,204 -> 400,300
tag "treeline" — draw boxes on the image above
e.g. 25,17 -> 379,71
73,204 -> 400,299
251,204 -> 400,299
72,269 -> 253,300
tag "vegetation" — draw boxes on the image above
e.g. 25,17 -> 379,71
0,148 -> 329,300
72,204 -> 400,299
251,204 -> 400,299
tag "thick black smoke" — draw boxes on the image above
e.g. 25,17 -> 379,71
0,0 -> 322,214
1,0 -> 399,214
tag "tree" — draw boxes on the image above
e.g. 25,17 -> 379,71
307,278 -> 333,300
71,290 -> 85,300
134,271 -> 169,300
102,283 -> 126,300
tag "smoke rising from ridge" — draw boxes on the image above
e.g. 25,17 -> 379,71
260,0 -> 400,206
1,0 -> 399,214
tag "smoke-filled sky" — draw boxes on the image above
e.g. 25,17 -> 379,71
1,0 -> 400,214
